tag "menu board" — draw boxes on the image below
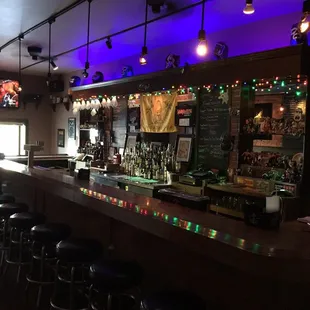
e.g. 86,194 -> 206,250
198,88 -> 230,171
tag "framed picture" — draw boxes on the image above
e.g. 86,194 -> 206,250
176,135 -> 193,162
57,129 -> 65,148
68,117 -> 76,140
125,133 -> 138,151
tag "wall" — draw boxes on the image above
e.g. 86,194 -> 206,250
51,104 -> 80,156
51,11 -> 301,154
0,71 -> 52,154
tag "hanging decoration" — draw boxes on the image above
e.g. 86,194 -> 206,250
72,75 -> 307,115
213,42 -> 228,60
72,95 -> 118,115
140,92 -> 177,133
70,76 -> 81,88
290,23 -> 308,45
92,71 -> 104,83
122,66 -> 134,78
165,54 -> 180,69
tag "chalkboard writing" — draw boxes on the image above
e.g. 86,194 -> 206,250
198,89 -> 230,171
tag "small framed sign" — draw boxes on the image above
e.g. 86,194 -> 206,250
175,104 -> 196,127
68,117 -> 76,140
57,129 -> 65,148
176,135 -> 193,162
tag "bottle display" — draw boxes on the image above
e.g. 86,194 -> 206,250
121,142 -> 176,183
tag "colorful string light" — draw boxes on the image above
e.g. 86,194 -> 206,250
72,75 -> 307,112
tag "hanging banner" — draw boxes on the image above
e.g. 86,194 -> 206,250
140,93 -> 177,133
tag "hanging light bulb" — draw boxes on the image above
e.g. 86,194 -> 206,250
196,0 -> 208,57
300,14 -> 310,33
101,98 -> 107,107
243,0 -> 255,15
90,99 -> 96,108
139,46 -> 148,65
86,100 -> 91,110
112,96 -> 117,103
73,108 -> 79,115
196,30 -> 208,56
107,98 -> 111,106
81,100 -> 86,110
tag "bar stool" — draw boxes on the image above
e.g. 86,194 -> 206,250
0,194 -> 15,204
4,212 -> 45,283
141,291 -> 206,310
88,259 -> 143,310
50,238 -> 103,310
0,203 -> 28,270
26,223 -> 72,308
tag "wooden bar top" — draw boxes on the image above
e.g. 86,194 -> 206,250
0,159 -> 309,281
207,184 -> 268,198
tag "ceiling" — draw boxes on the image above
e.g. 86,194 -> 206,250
0,0 -> 303,75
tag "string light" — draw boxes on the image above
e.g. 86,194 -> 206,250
72,75 -> 307,112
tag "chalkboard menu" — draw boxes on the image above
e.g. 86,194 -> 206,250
198,88 -> 230,171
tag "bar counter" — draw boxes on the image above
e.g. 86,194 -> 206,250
0,160 -> 309,278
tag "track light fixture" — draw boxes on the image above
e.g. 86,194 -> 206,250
139,46 -> 148,65
50,60 -> 58,71
82,0 -> 92,78
47,18 -> 56,84
18,35 -> 22,92
300,0 -> 310,33
140,0 -> 149,65
106,37 -> 112,49
243,0 -> 255,15
82,61 -> 90,78
196,0 -> 208,57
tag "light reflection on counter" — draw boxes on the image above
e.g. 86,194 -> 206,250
80,187 -> 274,257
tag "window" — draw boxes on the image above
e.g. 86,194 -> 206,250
0,122 -> 27,156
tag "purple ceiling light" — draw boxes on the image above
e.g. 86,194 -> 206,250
243,0 -> 255,15
140,0 -> 149,65
196,0 -> 208,57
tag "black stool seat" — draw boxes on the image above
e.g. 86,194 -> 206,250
56,238 -> 103,262
89,259 -> 143,290
0,194 -> 15,204
31,223 -> 71,243
0,203 -> 28,217
9,212 -> 45,229
141,291 -> 205,310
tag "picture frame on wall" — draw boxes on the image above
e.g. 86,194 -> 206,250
57,129 -> 65,148
68,117 -> 76,140
125,133 -> 138,151
176,135 -> 193,162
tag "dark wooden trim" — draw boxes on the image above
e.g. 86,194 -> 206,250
70,45 -> 309,99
